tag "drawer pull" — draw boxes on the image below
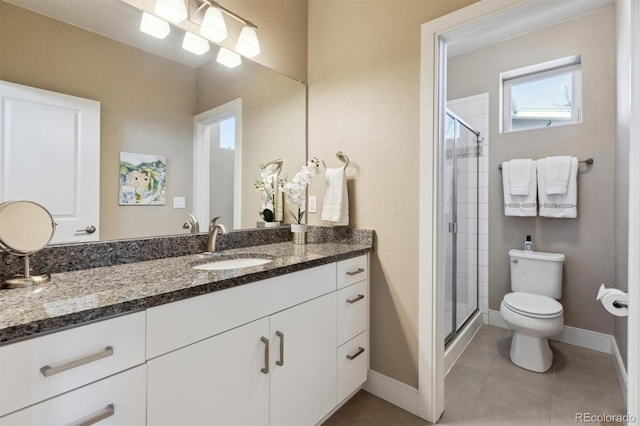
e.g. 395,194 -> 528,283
346,268 -> 365,276
40,346 -> 114,377
71,403 -> 115,426
346,347 -> 365,360
261,337 -> 269,374
346,294 -> 365,304
276,331 -> 285,366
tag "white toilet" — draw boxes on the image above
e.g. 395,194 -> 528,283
500,249 -> 565,372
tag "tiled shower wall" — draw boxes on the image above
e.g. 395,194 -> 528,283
447,93 -> 490,324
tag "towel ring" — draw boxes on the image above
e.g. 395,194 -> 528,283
322,151 -> 349,170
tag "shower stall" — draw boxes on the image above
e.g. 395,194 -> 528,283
443,110 -> 482,345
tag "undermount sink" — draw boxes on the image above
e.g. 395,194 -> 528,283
192,257 -> 273,271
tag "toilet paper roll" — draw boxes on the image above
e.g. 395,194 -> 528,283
596,283 -> 629,317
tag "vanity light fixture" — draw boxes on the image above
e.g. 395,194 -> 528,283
216,47 -> 241,68
198,0 -> 260,58
154,0 -> 188,24
140,12 -> 171,39
235,25 -> 260,58
200,6 -> 227,43
182,32 -> 210,55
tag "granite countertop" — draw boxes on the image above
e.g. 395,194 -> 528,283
0,242 -> 372,345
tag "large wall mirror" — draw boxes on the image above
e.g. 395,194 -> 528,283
0,0 -> 306,243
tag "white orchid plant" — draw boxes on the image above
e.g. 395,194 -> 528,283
280,157 -> 320,224
254,163 -> 280,222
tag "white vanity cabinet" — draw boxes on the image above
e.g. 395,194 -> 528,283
147,292 -> 337,426
0,253 -> 370,426
335,255 -> 370,404
0,311 -> 146,419
146,263 -> 340,426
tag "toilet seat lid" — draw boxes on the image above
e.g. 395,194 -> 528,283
503,292 -> 563,318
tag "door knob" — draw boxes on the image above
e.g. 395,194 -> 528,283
77,225 -> 96,234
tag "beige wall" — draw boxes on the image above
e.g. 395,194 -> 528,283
214,0 -> 308,82
614,0 -> 630,366
0,2 -> 196,240
196,60 -> 306,228
307,0 -> 479,388
448,9 -> 616,333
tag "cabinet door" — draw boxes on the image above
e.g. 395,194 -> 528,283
269,293 -> 337,426
147,317 -> 270,426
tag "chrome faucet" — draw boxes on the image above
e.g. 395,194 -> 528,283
207,216 -> 227,253
182,214 -> 199,234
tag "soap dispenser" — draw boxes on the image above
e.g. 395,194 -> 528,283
524,235 -> 533,253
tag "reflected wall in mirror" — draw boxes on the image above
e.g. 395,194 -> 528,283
0,0 -> 306,243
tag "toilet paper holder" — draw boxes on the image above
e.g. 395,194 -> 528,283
597,283 -> 629,317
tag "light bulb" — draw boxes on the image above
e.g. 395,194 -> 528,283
216,47 -> 242,68
154,0 -> 187,24
235,26 -> 260,58
200,7 -> 227,43
182,32 -> 210,55
139,12 -> 170,39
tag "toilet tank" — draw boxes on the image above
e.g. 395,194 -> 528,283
509,249 -> 565,298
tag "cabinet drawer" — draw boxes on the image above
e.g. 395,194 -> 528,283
0,365 -> 146,425
147,263 -> 336,359
336,280 -> 368,346
336,255 -> 368,289
0,312 -> 146,417
337,331 -> 369,404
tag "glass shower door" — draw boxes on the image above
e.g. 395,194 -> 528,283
444,111 -> 479,344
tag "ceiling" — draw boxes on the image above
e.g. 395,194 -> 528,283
5,0 -> 218,68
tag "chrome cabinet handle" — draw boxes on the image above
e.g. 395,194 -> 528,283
261,337 -> 269,374
346,268 -> 365,276
276,331 -> 284,366
40,346 -> 114,377
346,347 -> 365,360
76,225 -> 96,234
346,294 -> 365,304
71,404 -> 115,426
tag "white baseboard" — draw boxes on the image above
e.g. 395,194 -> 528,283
363,369 -> 419,415
611,336 -> 628,404
487,309 -> 613,353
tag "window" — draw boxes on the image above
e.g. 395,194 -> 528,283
500,55 -> 582,133
219,116 -> 236,150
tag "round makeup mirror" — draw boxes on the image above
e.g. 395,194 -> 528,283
0,200 -> 56,288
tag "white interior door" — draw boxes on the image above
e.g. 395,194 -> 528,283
0,80 -> 100,243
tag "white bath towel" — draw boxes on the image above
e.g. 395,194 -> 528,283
321,167 -> 349,225
509,159 -> 534,195
502,160 -> 537,216
537,157 -> 578,218
544,156 -> 572,195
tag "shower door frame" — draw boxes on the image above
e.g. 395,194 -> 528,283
444,110 -> 481,347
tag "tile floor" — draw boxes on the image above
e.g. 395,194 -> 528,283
324,325 -> 626,425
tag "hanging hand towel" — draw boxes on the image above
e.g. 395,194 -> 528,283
509,159 -> 533,195
544,156 -> 572,195
538,157 -> 578,218
502,160 -> 537,216
321,167 -> 349,226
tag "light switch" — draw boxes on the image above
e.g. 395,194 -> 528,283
173,196 -> 186,209
308,196 -> 317,213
